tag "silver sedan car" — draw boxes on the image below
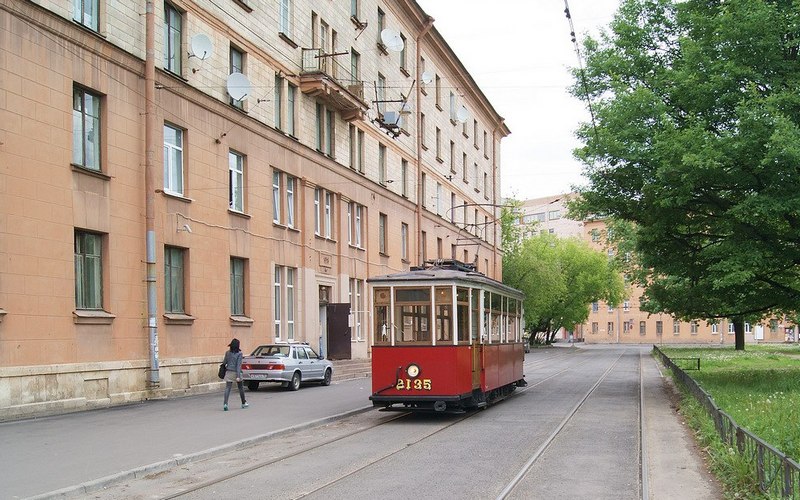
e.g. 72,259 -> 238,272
241,343 -> 333,391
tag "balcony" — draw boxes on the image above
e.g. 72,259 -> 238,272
300,49 -> 368,122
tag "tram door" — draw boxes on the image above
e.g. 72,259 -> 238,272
471,344 -> 482,389
326,303 -> 351,360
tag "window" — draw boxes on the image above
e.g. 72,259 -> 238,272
228,150 -> 244,212
376,8 -> 385,46
419,57 -> 427,92
623,301 -> 630,312
462,153 -> 468,182
272,170 -> 281,223
673,321 -> 680,334
274,74 -> 283,127
590,228 -> 601,242
549,210 -> 561,220
437,237 -> 443,259
421,231 -> 427,262
350,48 -> 360,82
401,223 -> 409,261
163,124 -> 183,195
315,188 -> 333,238
449,141 -> 456,173
483,131 -> 488,156
287,83 -> 296,136
435,75 -> 441,108
770,319 -> 778,333
72,86 -> 101,171
436,183 -> 443,216
164,2 -> 182,74
73,0 -> 99,31
279,0 -> 292,38
712,323 -> 719,334
399,34 -> 407,72
420,113 -> 427,148
483,172 -> 489,198
315,103 -> 335,156
728,322 -> 735,334
75,230 -> 103,309
348,125 -> 364,172
607,322 -> 614,335
473,120 -> 479,147
348,202 -> 364,247
350,0 -> 359,19
473,162 -> 479,189
450,193 -> 456,223
274,265 -> 282,338
623,321 -> 630,334
349,278 -> 364,340
377,73 -> 386,115
435,127 -> 442,160
421,173 -> 427,208
230,257 -> 246,316
639,321 -> 646,335
691,321 -> 699,334
656,321 -> 663,335
592,302 -> 598,313
449,92 -> 456,121
591,322 -> 598,334
164,246 -> 185,313
401,159 -> 408,197
379,213 -> 387,254
286,268 -> 295,339
379,144 -> 387,185
286,176 -> 295,228
230,46 -> 244,109
324,191 -> 332,238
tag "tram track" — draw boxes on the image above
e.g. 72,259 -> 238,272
496,348 -> 646,499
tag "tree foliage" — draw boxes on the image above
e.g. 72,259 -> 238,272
570,0 -> 800,349
503,233 -> 625,344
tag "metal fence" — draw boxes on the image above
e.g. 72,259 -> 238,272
653,346 -> 800,499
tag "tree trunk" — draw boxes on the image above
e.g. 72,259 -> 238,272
733,317 -> 746,351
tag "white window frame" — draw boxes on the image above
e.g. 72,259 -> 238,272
229,150 -> 244,213
279,0 -> 292,37
272,170 -> 281,223
286,176 -> 295,228
163,123 -> 183,195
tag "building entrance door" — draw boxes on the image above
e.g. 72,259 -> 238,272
326,303 -> 351,360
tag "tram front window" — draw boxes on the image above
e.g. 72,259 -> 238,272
373,287 -> 391,345
395,288 -> 431,343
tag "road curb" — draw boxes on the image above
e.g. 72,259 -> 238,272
29,405 -> 374,499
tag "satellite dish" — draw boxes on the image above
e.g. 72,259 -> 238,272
190,34 -> 213,60
226,72 -> 251,101
456,105 -> 469,124
421,71 -> 434,84
380,28 -> 404,52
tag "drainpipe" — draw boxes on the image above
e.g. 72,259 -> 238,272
145,0 -> 160,387
415,15 -> 435,265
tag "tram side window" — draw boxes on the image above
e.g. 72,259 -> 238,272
457,287 -> 470,343
490,292 -> 502,342
395,288 -> 431,343
508,298 -> 519,342
471,289 -> 480,342
435,286 -> 452,342
374,287 -> 391,344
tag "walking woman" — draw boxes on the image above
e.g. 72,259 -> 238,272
222,338 -> 248,411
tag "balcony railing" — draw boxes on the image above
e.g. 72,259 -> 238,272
300,48 -> 367,121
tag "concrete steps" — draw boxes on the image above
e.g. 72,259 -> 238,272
331,358 -> 371,382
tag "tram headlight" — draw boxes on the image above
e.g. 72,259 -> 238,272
406,364 -> 420,378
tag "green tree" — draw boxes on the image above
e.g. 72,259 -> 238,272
504,233 -> 624,344
570,0 -> 800,350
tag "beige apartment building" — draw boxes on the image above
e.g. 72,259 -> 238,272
0,0 -> 509,419
517,196 -> 796,345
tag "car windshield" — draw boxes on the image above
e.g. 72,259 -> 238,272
251,345 -> 290,357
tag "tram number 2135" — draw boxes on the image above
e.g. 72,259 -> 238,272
396,378 -> 432,391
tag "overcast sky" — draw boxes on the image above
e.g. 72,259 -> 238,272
415,0 -> 621,201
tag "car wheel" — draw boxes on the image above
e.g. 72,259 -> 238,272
246,381 -> 259,391
321,368 -> 332,386
288,371 -> 301,391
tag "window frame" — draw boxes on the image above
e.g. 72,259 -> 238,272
72,85 -> 102,171
230,257 -> 246,316
163,123 -> 184,196
74,230 -> 103,310
164,245 -> 186,313
164,1 -> 183,75
228,150 -> 245,213
73,0 -> 99,31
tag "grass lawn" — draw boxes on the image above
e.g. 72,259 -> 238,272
660,345 -> 800,461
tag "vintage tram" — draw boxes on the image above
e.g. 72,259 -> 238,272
369,260 -> 526,412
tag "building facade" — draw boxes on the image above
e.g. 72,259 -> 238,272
0,0 -> 509,419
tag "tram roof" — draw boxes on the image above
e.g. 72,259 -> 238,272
367,261 -> 524,299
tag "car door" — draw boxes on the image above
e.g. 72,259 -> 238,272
295,346 -> 311,380
304,346 -> 322,380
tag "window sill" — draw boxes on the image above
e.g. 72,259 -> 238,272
160,190 -> 192,203
71,164 -> 111,180
420,88 -> 427,96
164,313 -> 195,325
435,157 -> 444,164
474,143 -> 480,151
233,0 -> 253,12
278,32 -> 299,49
421,144 -> 428,151
462,132 -> 469,139
400,67 -> 410,78
474,187 -> 480,193
315,234 -> 337,243
376,42 -> 388,55
287,226 -> 300,234
435,104 -> 442,112
73,309 -> 116,325
450,119 -> 457,126
228,209 -> 251,219
230,315 -> 254,326
379,252 -> 390,258
348,244 -> 366,251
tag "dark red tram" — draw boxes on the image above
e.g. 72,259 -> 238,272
369,260 -> 526,413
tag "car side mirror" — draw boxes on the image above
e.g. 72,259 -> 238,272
318,355 -> 324,360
